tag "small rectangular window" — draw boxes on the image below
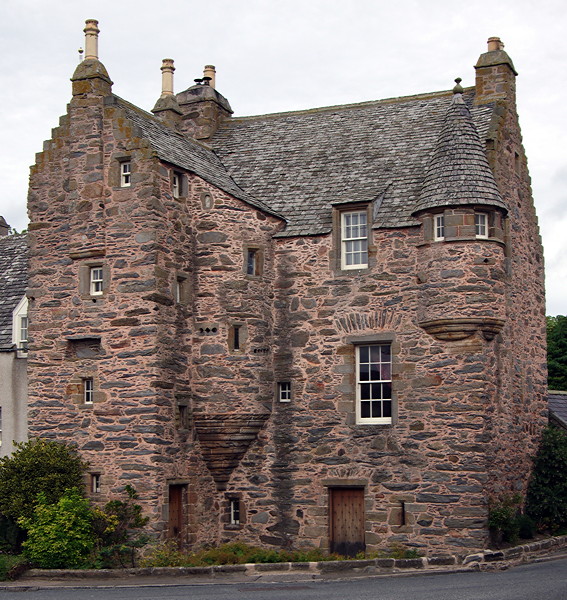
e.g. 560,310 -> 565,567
434,214 -> 445,241
341,210 -> 368,270
83,378 -> 94,404
475,212 -> 488,238
172,172 -> 181,198
178,405 -> 189,429
356,343 -> 392,424
229,498 -> 240,525
90,267 -> 104,296
91,474 -> 101,494
233,325 -> 241,351
120,162 -> 131,187
278,382 -> 291,403
246,249 -> 257,275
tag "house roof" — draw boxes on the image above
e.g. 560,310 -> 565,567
211,88 -> 496,237
0,233 -> 28,350
113,97 -> 284,221
549,392 -> 567,430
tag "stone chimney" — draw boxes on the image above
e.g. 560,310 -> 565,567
152,59 -> 182,128
0,216 -> 9,237
176,65 -> 233,140
474,36 -> 517,105
71,19 -> 112,97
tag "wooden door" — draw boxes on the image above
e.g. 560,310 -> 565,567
329,487 -> 365,557
168,484 -> 185,543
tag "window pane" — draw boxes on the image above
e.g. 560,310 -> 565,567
360,383 -> 371,400
361,401 -> 371,418
371,402 -> 382,418
380,363 -> 391,380
382,382 -> 392,400
359,364 -> 370,381
359,346 -> 369,363
383,400 -> 392,418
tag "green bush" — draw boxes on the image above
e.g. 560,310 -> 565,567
19,489 -> 95,569
526,426 -> 567,532
91,485 -> 149,568
140,541 -> 343,568
0,439 -> 87,521
488,494 -> 522,545
517,514 -> 536,540
0,555 -> 29,581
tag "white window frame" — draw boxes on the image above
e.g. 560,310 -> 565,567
278,382 -> 291,403
229,498 -> 240,525
341,210 -> 368,270
120,162 -> 131,187
90,267 -> 104,296
83,378 -> 94,404
12,296 -> 29,355
475,212 -> 488,238
434,214 -> 445,241
355,344 -> 392,425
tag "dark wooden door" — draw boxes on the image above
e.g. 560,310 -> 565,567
329,487 -> 365,557
168,484 -> 185,542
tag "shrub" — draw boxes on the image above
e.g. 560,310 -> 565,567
517,514 -> 536,540
0,439 -> 87,522
19,489 -> 95,568
488,494 -> 522,545
526,426 -> 567,532
90,485 -> 149,568
0,555 -> 29,581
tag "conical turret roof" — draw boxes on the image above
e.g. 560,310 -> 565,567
413,82 -> 507,215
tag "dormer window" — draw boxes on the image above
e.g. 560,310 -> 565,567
475,212 -> 488,238
341,210 -> 368,270
120,162 -> 131,187
12,296 -> 29,355
434,214 -> 445,241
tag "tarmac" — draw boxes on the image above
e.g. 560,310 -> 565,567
2,535 -> 567,591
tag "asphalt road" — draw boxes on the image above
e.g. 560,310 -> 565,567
1,558 -> 567,600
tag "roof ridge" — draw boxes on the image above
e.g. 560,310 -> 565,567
228,87 -> 475,122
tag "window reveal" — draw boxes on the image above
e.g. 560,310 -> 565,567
356,344 -> 392,424
83,378 -> 94,404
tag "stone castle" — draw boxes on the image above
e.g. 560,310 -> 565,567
25,21 -> 547,555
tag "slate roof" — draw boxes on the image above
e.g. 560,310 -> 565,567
114,97 -> 283,220
549,392 -> 567,430
0,233 -> 28,350
414,91 -> 505,214
211,88 -> 496,237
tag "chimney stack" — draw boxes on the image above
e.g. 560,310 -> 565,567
152,59 -> 182,127
203,65 -> 216,89
161,59 -> 175,96
84,19 -> 100,60
474,36 -> 517,106
487,36 -> 505,52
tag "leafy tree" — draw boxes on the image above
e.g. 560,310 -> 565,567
0,439 -> 87,521
19,489 -> 95,569
547,315 -> 567,390
526,426 -> 567,531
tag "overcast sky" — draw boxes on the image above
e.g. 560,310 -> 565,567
0,0 -> 565,314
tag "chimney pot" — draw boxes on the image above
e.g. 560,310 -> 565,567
161,58 -> 175,96
203,65 -> 216,89
84,19 -> 100,61
487,36 -> 504,52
